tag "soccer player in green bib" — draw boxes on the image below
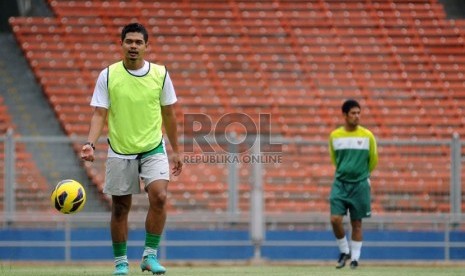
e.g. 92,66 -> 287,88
328,99 -> 378,269
81,23 -> 183,275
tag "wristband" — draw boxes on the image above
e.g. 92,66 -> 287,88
85,142 -> 95,150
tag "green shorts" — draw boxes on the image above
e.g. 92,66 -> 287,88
329,178 -> 371,220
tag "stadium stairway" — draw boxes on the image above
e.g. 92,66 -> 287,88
0,95 -> 56,213
0,32 -> 108,213
439,0 -> 465,19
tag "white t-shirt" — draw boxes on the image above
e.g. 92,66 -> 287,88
90,60 -> 177,159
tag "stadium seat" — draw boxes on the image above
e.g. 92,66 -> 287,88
6,0 -> 464,214
0,97 -> 51,212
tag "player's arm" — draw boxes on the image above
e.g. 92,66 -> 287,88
81,69 -> 109,162
368,133 -> 378,172
81,107 -> 107,162
160,70 -> 182,176
328,135 -> 336,166
161,104 -> 183,176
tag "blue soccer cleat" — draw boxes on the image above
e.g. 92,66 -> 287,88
140,254 -> 166,275
113,262 -> 129,275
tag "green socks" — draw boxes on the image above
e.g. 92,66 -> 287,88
112,241 -> 127,265
145,233 -> 161,248
113,241 -> 127,257
143,233 -> 161,257
113,234 -> 161,261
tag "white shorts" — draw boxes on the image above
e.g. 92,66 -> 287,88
103,154 -> 170,196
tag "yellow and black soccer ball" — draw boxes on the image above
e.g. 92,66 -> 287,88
50,179 -> 86,214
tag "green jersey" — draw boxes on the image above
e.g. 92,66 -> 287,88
329,125 -> 378,183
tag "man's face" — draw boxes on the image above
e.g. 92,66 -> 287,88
121,32 -> 147,61
344,107 -> 361,128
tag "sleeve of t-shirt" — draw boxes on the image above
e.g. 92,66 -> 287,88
328,134 -> 336,166
160,71 -> 178,106
90,68 -> 109,109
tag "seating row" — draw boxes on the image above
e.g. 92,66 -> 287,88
4,0 -> 463,214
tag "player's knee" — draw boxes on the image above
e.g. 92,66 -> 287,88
330,215 -> 343,226
112,201 -> 130,218
150,190 -> 167,210
351,220 -> 362,231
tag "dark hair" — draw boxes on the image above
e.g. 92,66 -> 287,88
121,23 -> 148,43
341,99 -> 361,114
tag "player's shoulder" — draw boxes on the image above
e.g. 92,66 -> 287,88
329,126 -> 345,137
357,125 -> 376,138
105,61 -> 123,76
330,126 -> 375,138
148,62 -> 167,76
149,62 -> 166,69
96,67 -> 109,81
149,61 -> 164,66
108,60 -> 123,69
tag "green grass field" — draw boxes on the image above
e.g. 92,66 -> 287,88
1,263 -> 464,276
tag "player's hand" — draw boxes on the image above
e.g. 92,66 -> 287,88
80,144 -> 95,162
171,152 -> 183,176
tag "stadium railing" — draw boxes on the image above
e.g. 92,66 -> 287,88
1,132 -> 465,261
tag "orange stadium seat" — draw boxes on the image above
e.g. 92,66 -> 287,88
0,97 -> 51,212
6,0 -> 464,214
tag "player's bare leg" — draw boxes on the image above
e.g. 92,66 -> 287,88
331,215 -> 345,239
331,215 -> 351,269
140,180 -> 168,275
111,195 -> 132,275
145,180 -> 168,234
